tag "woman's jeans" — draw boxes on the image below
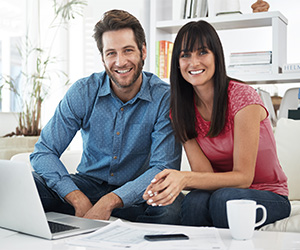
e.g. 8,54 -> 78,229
181,187 -> 291,228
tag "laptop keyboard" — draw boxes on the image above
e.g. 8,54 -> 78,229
48,221 -> 79,233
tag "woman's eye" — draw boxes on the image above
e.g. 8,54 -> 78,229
200,50 -> 208,55
180,53 -> 190,58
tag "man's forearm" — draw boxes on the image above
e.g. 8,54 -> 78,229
64,190 -> 93,217
83,192 -> 123,220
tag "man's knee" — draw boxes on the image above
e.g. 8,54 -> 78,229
32,171 -> 48,194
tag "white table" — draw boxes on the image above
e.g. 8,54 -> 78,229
1,224 -> 299,250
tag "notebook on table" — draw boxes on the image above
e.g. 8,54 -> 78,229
0,159 -> 108,240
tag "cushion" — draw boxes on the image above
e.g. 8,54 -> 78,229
260,118 -> 300,232
274,118 -> 300,200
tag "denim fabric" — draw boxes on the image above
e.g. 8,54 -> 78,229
30,71 -> 182,207
33,172 -> 184,225
181,188 -> 291,228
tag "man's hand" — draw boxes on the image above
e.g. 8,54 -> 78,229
83,192 -> 123,220
64,190 -> 93,217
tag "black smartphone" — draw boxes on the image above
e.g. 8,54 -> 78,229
144,233 -> 189,241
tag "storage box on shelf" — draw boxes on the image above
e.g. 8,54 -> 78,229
150,0 -> 300,84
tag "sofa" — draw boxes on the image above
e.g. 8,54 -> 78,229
10,118 -> 300,231
259,118 -> 300,232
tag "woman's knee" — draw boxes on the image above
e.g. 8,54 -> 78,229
182,190 -> 210,209
181,190 -> 212,226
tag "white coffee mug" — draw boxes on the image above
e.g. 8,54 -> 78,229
226,199 -> 267,240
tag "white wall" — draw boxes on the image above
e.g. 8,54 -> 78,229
68,0 -> 150,83
45,0 -> 300,150
67,0 -> 300,97
2,0 -> 300,146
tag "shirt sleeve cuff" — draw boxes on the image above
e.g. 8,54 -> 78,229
112,185 -> 140,208
53,175 -> 79,199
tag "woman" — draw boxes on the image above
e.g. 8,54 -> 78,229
143,20 -> 290,228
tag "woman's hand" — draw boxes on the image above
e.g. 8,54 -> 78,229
143,169 -> 186,206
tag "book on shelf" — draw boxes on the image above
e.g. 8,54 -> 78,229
156,40 -> 174,79
227,64 -> 273,75
184,0 -> 193,19
229,51 -> 272,65
193,0 -> 208,18
175,0 -> 208,19
172,0 -> 186,20
155,41 -> 160,78
283,63 -> 300,73
167,42 -> 174,79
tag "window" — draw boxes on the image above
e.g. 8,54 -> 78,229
0,40 -> 2,111
0,0 -> 25,112
9,37 -> 22,112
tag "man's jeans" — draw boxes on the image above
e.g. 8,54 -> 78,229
181,187 -> 291,228
33,172 -> 184,225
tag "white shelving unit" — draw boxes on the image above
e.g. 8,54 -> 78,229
149,0 -> 300,84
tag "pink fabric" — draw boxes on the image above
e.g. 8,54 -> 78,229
195,81 -> 288,196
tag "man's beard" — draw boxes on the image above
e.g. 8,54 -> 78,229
105,59 -> 144,89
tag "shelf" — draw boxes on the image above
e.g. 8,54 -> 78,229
234,73 -> 300,85
162,73 -> 300,85
156,11 -> 288,33
150,0 -> 294,85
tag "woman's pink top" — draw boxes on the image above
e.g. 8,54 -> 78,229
194,81 -> 288,196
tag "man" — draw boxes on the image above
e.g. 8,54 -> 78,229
30,9 -> 183,224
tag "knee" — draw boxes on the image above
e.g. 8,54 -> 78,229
182,191 -> 197,209
32,171 -> 47,192
162,192 -> 184,225
143,192 -> 184,225
32,171 -> 43,182
181,191 -> 201,223
209,188 -> 237,228
211,188 -> 238,202
181,190 -> 212,226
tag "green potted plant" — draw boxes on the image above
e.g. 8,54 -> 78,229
0,0 -> 87,159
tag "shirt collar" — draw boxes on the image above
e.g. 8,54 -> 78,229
136,72 -> 152,102
98,72 -> 153,103
98,73 -> 111,97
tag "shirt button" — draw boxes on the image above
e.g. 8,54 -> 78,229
120,107 -> 124,111
116,131 -> 120,135
110,173 -> 114,176
113,156 -> 117,159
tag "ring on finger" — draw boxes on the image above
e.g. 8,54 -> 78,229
169,193 -> 174,198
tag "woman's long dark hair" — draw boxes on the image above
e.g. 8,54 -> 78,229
170,20 -> 230,143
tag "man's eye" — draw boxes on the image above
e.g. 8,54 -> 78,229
125,49 -> 133,53
106,52 -> 115,56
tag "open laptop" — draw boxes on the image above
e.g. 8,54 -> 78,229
0,159 -> 109,240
